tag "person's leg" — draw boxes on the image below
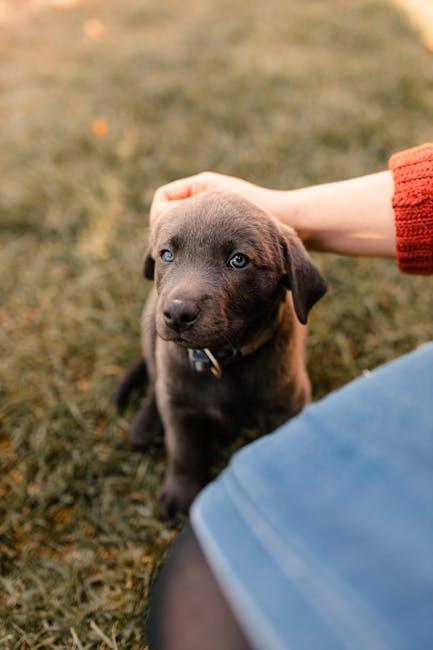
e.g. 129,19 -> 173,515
148,523 -> 251,650
149,343 -> 433,649
190,343 -> 433,649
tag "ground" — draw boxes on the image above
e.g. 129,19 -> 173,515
0,0 -> 433,647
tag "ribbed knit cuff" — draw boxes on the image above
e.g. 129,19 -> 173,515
389,143 -> 433,274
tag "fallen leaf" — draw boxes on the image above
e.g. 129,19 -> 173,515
91,118 -> 109,138
83,18 -> 106,41
76,378 -> 91,392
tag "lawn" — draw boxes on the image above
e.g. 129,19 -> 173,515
0,0 -> 432,647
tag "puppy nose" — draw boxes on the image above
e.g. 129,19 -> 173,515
163,299 -> 199,330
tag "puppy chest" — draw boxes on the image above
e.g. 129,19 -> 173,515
163,362 -> 291,432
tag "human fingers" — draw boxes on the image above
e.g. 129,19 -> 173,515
150,172 -> 221,222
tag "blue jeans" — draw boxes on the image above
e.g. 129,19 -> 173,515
191,343 -> 433,650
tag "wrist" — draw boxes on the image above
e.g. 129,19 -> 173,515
287,172 -> 396,256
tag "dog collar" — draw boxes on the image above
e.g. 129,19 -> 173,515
187,316 -> 282,379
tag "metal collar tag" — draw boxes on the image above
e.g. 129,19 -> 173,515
188,348 -> 223,378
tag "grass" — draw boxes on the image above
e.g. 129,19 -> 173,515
1,0 -> 433,646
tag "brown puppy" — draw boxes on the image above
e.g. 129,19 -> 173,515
115,191 -> 327,518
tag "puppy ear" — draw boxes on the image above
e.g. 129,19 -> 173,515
143,249 -> 155,280
280,226 -> 327,325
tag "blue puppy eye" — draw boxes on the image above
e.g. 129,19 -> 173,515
161,249 -> 174,262
228,253 -> 249,269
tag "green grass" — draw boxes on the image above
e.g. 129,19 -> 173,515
1,0 -> 433,646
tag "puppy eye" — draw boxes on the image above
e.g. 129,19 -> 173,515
161,249 -> 175,262
228,253 -> 249,269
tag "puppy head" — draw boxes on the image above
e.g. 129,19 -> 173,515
145,191 -> 326,348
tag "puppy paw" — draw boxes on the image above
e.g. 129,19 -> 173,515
128,426 -> 154,451
159,476 -> 203,519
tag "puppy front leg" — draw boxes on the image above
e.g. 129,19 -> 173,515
159,414 -> 213,519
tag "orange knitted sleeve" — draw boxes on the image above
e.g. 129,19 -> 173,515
389,143 -> 433,274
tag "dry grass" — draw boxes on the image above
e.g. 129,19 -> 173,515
1,0 -> 433,647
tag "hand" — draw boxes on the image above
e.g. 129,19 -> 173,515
150,171 -> 280,224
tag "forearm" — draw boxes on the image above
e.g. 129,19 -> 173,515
268,171 -> 396,257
